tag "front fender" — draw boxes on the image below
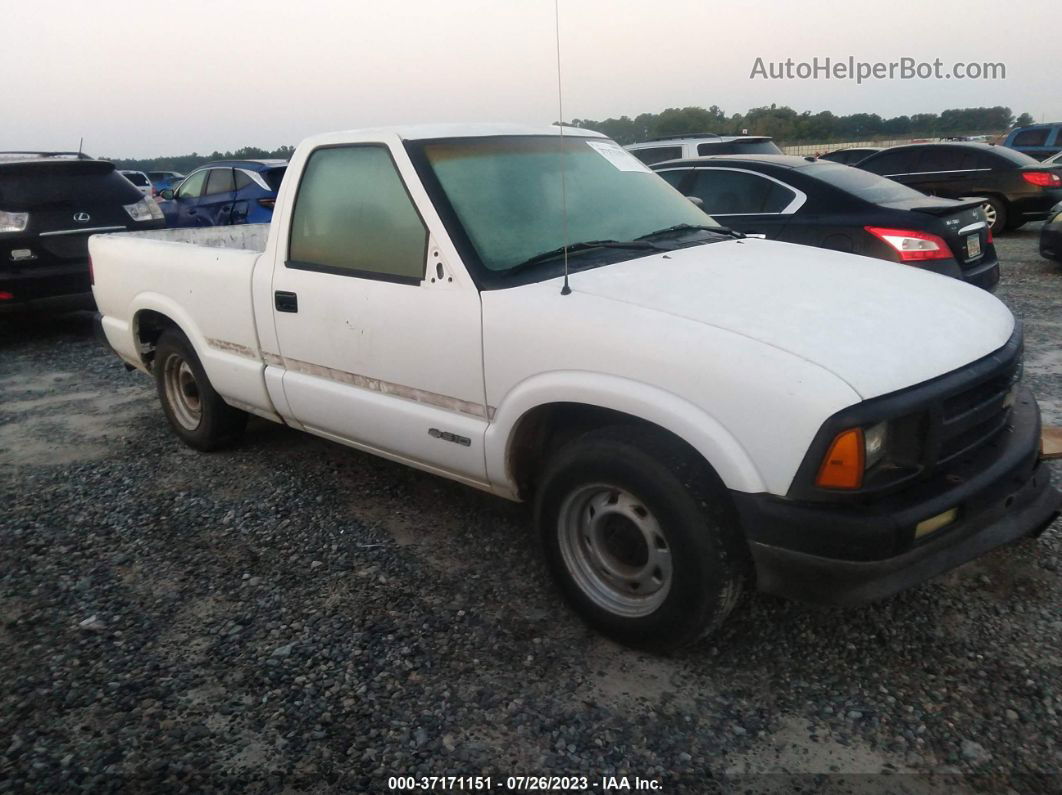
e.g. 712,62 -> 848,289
485,371 -> 766,498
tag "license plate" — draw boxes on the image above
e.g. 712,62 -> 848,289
966,234 -> 982,259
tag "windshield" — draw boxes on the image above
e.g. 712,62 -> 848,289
414,135 -> 719,278
805,162 -> 928,204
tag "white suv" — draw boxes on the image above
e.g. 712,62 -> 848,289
627,134 -> 782,165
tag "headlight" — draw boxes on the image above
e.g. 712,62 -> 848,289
124,197 -> 164,222
863,421 -> 888,470
0,209 -> 29,233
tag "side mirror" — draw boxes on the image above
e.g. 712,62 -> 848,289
160,189 -> 174,200
685,196 -> 704,208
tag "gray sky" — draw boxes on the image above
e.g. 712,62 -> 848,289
4,0 -> 1058,158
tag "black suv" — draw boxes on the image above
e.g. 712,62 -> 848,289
0,152 -> 165,312
856,142 -> 1062,235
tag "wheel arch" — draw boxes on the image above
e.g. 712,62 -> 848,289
486,372 -> 765,501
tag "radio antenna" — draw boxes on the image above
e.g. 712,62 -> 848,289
554,0 -> 571,296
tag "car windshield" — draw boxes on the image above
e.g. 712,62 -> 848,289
415,135 -> 719,276
805,162 -> 927,204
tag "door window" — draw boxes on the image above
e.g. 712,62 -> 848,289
175,170 -> 207,198
860,150 -> 916,176
204,168 -> 236,195
655,169 -> 690,189
915,148 -> 977,172
1012,128 -> 1049,147
687,169 -> 796,214
629,146 -> 682,165
288,146 -> 428,283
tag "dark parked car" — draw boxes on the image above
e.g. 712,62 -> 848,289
1040,201 -> 1062,264
819,147 -> 881,165
626,134 -> 782,166
0,152 -> 165,312
159,159 -> 286,228
652,155 -> 999,290
856,142 -> 1062,235
1002,123 -> 1062,161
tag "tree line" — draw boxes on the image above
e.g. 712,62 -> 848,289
108,145 -> 296,175
571,105 -> 1034,146
108,106 -> 1036,170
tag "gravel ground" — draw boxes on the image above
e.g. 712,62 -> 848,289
1,228 -> 1060,794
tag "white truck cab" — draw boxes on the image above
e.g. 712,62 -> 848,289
90,124 -> 1060,649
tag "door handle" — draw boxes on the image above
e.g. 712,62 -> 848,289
275,291 -> 298,313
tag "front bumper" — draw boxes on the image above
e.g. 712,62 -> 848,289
734,391 -> 1061,605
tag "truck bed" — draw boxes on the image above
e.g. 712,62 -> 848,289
89,223 -> 277,420
101,223 -> 270,251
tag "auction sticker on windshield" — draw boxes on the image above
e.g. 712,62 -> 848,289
585,140 -> 652,173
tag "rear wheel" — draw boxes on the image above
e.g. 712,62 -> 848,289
535,426 -> 748,650
983,197 -> 1007,236
154,328 -> 247,451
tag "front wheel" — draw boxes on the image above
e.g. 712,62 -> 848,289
535,426 -> 748,650
154,328 -> 247,451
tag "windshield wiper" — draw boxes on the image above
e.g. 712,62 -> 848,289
635,223 -> 744,241
506,239 -> 664,276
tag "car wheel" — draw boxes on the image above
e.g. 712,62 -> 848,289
154,328 -> 247,451
535,426 -> 749,650
983,197 -> 1007,236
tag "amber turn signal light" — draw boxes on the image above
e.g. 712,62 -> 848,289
815,428 -> 865,489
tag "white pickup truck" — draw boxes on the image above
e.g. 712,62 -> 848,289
91,124 -> 1060,649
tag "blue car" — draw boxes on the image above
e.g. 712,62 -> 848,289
147,170 -> 185,195
159,159 -> 287,227
1002,123 -> 1062,161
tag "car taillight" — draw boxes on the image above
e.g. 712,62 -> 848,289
1022,171 -> 1062,188
257,198 -> 276,209
864,226 -> 951,261
0,291 -> 13,301
987,226 -> 994,244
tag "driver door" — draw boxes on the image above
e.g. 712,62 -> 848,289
168,169 -> 207,227
268,143 -> 489,486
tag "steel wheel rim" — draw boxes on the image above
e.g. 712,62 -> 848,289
163,354 -> 202,431
984,202 -> 997,228
557,485 -> 672,618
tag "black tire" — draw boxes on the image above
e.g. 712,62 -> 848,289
534,425 -> 749,651
983,196 -> 1008,236
154,328 -> 247,451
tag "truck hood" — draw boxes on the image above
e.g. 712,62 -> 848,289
562,238 -> 1014,399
